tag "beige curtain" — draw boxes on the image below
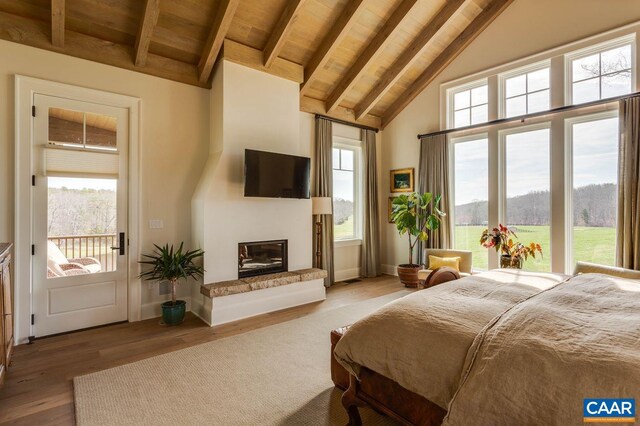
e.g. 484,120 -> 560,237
417,134 -> 452,264
314,117 -> 334,286
361,129 -> 381,277
616,96 -> 640,270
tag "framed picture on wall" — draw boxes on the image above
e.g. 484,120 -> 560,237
390,168 -> 414,193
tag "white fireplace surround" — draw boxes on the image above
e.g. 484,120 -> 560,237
190,60 -> 323,325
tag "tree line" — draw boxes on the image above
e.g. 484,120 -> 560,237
48,187 -> 117,236
455,183 -> 616,227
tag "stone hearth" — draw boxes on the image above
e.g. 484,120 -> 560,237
200,268 -> 327,298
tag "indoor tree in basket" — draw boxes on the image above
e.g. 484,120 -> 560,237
391,192 -> 445,287
139,242 -> 204,325
479,224 -> 542,269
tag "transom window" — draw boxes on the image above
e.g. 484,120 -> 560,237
569,43 -> 633,104
332,141 -> 362,241
450,82 -> 488,128
502,66 -> 550,117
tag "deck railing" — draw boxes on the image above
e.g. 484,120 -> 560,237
48,234 -> 118,272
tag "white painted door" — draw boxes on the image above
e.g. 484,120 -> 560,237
32,94 -> 129,337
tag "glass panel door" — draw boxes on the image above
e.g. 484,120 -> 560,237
32,94 -> 129,337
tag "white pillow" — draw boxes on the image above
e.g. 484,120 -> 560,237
47,258 -> 65,277
47,240 -> 69,265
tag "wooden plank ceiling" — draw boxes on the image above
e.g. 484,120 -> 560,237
0,0 -> 512,129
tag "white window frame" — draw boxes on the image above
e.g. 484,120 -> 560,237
450,133 -> 489,269
498,122 -> 553,268
446,79 -> 489,129
565,34 -> 636,105
499,60 -> 551,118
563,110 -> 619,270
332,136 -> 363,244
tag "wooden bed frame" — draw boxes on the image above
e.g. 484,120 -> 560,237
334,267 -> 460,425
341,370 -> 446,426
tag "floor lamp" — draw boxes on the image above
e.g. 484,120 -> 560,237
312,197 -> 332,269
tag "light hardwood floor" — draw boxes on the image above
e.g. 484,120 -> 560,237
0,275 -> 406,425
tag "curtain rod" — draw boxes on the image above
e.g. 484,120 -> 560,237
315,114 -> 379,133
417,91 -> 640,140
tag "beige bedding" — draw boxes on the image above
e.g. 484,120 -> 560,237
333,269 -> 568,409
443,273 -> 640,425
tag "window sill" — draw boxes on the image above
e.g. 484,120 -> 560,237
334,239 -> 362,248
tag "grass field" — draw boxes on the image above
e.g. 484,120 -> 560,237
337,218 -> 615,272
334,216 -> 355,239
455,225 -> 616,271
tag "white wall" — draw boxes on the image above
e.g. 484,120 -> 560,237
381,0 -> 640,271
0,40 -> 210,318
192,61 -> 312,292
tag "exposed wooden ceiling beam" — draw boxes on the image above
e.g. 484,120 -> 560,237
50,0 -> 64,48
300,96 -> 381,130
263,0 -> 305,68
381,0 -> 514,128
133,0 -> 160,67
197,0 -> 240,84
222,39 -> 304,84
325,0 -> 418,113
355,0 -> 465,121
0,10 -> 205,87
299,0 -> 366,97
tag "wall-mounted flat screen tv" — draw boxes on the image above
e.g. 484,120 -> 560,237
244,149 -> 311,199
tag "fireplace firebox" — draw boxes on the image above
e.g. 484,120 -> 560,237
238,240 -> 288,278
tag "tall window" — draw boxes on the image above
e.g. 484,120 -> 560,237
453,137 -> 489,270
569,114 -> 618,267
333,143 -> 361,240
450,82 -> 488,128
503,127 -> 551,271
503,66 -> 550,117
569,43 -> 632,104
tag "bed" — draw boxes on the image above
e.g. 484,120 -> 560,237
333,268 -> 640,425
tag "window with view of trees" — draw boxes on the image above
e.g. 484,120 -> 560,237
333,145 -> 360,240
503,127 -> 551,272
451,83 -> 488,128
453,137 -> 489,270
570,43 -> 632,104
569,115 -> 618,268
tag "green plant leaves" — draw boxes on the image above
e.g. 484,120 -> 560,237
390,191 -> 445,260
139,242 -> 205,283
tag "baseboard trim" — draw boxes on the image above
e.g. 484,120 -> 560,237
140,297 -> 192,321
335,267 -> 361,282
188,294 -> 212,326
382,264 -> 398,276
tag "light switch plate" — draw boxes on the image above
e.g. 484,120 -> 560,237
149,219 -> 164,229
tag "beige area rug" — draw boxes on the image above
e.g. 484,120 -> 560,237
74,291 -> 409,426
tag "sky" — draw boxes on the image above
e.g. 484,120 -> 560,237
333,148 -> 355,201
454,116 -> 618,206
48,177 -> 117,191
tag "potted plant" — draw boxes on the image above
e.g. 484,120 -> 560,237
139,242 -> 204,325
391,192 -> 445,287
479,224 -> 542,269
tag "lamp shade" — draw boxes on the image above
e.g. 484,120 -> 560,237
312,197 -> 332,215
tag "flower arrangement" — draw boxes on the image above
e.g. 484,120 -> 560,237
479,224 -> 542,268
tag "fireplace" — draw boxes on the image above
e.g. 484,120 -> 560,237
238,240 -> 288,278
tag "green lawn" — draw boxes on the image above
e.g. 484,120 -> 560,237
334,216 -> 354,239
455,225 -> 616,272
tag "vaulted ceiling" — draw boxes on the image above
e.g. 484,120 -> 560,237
0,0 -> 513,128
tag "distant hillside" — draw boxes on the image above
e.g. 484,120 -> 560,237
455,183 -> 616,227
